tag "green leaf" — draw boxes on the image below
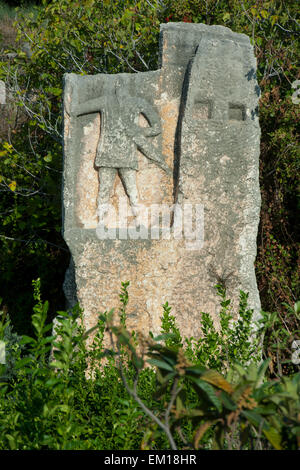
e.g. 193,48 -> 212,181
242,410 -> 268,430
131,352 -> 144,370
82,324 -> 99,339
185,409 -> 205,418
9,181 -> 17,192
270,15 -> 278,26
194,420 -> 217,448
263,427 -> 282,450
223,13 -> 231,22
149,348 -> 177,366
220,391 -> 236,411
176,394 -> 184,413
20,335 -> 36,345
152,333 -> 176,342
51,360 -> 66,370
15,357 -> 33,369
252,405 -> 277,416
117,329 -> 131,346
191,377 -> 222,412
201,370 -> 233,394
246,362 -> 258,382
40,336 -> 55,345
147,358 -> 173,372
232,363 -> 246,377
185,365 -> 207,376
57,404 -> 70,413
294,301 -> 300,315
45,377 -> 60,387
156,370 -> 176,386
260,10 -> 269,19
42,323 -> 54,334
256,359 -> 270,386
6,434 -> 17,450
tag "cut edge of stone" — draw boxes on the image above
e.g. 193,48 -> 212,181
160,22 -> 251,44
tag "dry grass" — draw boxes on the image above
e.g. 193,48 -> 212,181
0,1 -> 38,51
0,15 -> 17,50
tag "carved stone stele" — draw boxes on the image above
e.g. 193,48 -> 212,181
62,23 -> 261,341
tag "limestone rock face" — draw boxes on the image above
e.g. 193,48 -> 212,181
62,23 -> 261,340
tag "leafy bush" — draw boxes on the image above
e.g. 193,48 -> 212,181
184,285 -> 261,371
0,300 -> 24,383
0,281 -> 299,450
101,282 -> 300,450
260,301 -> 300,377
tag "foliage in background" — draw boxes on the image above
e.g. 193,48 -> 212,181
0,1 -> 299,362
260,301 -> 300,377
0,281 -> 299,450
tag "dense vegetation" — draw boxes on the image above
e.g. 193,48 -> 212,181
0,281 -> 299,450
0,0 -> 299,450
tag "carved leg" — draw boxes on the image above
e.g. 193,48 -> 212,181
119,168 -> 139,217
97,167 -> 117,221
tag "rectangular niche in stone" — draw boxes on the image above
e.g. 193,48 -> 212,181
193,98 -> 213,120
229,103 -> 246,121
62,22 -> 261,342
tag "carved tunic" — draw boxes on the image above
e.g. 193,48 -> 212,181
74,94 -> 162,170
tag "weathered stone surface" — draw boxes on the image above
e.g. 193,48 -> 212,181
62,23 -> 261,341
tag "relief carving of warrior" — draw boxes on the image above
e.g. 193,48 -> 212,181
67,79 -> 169,220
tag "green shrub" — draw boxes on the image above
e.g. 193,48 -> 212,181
183,285 -> 261,371
259,301 -> 300,377
0,280 -> 299,450
104,283 -> 300,450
